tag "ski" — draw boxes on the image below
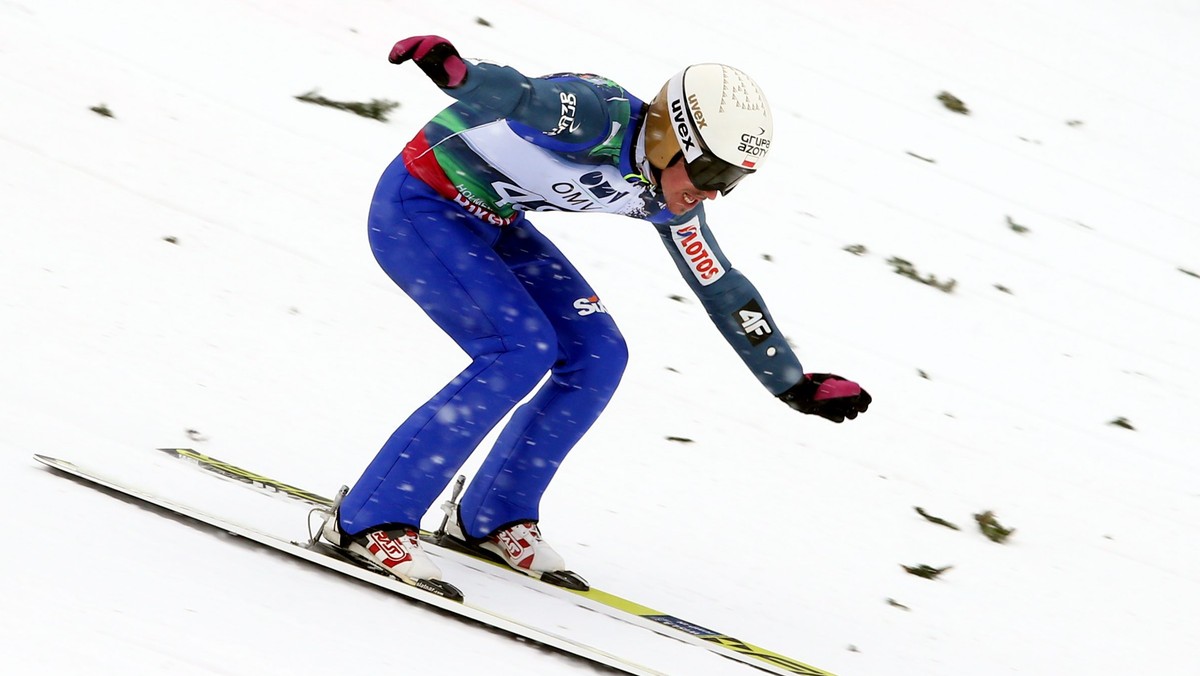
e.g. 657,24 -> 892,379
154,447 -> 836,676
33,454 -> 664,676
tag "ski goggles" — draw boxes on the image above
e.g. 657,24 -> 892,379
683,152 -> 755,196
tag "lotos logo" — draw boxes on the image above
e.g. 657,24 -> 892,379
574,295 -> 608,316
671,218 -> 725,286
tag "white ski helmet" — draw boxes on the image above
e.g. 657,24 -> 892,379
642,63 -> 773,195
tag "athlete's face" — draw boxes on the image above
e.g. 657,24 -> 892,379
661,157 -> 719,215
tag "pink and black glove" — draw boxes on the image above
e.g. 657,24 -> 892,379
389,35 -> 468,89
778,373 -> 871,423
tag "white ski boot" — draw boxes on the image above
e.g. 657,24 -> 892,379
437,476 -> 588,590
313,488 -> 454,597
326,521 -> 443,582
480,521 -> 567,574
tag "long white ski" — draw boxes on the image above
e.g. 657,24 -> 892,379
33,454 -> 665,676
154,447 -> 836,676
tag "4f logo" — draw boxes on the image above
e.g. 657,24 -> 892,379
733,299 -> 772,346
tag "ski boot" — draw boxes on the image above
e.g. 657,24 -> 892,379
435,476 -> 589,591
311,486 -> 462,601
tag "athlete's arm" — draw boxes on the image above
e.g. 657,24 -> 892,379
389,36 -> 614,149
449,64 -> 614,147
654,207 -> 804,395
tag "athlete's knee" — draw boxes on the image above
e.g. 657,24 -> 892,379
557,324 -> 628,391
508,325 -> 559,375
597,329 -> 629,377
461,315 -> 558,375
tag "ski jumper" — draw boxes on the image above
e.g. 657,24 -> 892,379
339,62 -> 804,539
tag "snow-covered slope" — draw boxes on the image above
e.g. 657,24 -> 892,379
3,1 -> 1197,674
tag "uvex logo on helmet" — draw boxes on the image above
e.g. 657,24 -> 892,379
669,96 -> 699,158
688,94 -> 707,128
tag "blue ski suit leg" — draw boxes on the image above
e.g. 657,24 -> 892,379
456,220 -> 628,539
338,159 -> 626,537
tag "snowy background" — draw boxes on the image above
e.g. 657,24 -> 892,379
3,0 -> 1199,674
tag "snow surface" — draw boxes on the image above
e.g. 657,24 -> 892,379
3,0 -> 1198,674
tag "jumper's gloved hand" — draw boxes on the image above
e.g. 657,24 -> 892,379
778,373 -> 872,423
389,35 -> 467,89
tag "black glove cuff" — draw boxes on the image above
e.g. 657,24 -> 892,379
778,377 -> 814,400
416,42 -> 464,88
777,377 -> 818,411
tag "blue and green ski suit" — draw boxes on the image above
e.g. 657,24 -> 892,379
339,61 -> 803,539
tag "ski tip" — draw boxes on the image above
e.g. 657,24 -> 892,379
32,454 -> 70,469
